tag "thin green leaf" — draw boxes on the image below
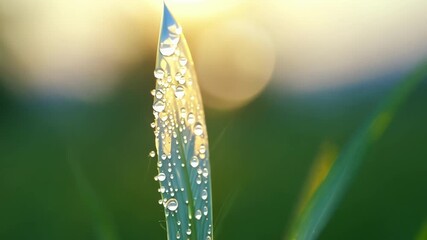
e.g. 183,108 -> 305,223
286,61 -> 427,240
151,3 -> 213,240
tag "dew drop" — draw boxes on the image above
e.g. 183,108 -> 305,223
203,206 -> 208,216
179,57 -> 187,66
187,113 -> 195,124
155,90 -> 164,99
165,198 -> 178,211
207,236 -> 211,240
190,156 -> 199,168
201,189 -> 208,200
168,24 -> 182,35
149,151 -> 156,157
175,86 -> 185,99
158,186 -> 166,193
176,231 -> 181,239
195,210 -> 202,220
199,144 -> 206,154
153,100 -> 166,112
186,229 -> 191,235
157,173 -> 166,182
150,89 -> 156,96
196,175 -> 202,184
160,39 -> 177,56
194,123 -> 203,136
202,168 -> 209,178
154,68 -> 165,79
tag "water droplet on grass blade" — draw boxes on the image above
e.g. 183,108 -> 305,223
154,68 -> 165,79
194,123 -> 203,136
175,86 -> 185,99
153,100 -> 165,112
195,210 -> 202,220
201,189 -> 208,200
157,173 -> 166,182
165,198 -> 178,211
190,156 -> 199,168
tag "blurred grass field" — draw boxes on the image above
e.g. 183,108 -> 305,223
1,64 -> 426,239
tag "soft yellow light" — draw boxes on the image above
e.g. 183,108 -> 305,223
195,20 -> 275,110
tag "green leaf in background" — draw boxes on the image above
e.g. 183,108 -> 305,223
151,3 -> 213,240
286,61 -> 427,240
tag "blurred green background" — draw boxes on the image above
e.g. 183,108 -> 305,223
1,0 -> 427,239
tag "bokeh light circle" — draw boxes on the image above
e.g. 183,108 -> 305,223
195,20 -> 276,110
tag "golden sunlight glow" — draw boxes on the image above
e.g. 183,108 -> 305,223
195,20 -> 275,110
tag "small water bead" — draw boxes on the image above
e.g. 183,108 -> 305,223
161,154 -> 167,160
190,156 -> 199,168
178,77 -> 186,85
158,186 -> 165,193
187,113 -> 195,124
179,57 -> 187,66
201,189 -> 208,200
149,151 -> 156,157
150,89 -> 155,96
159,39 -> 177,56
165,198 -> 178,211
186,229 -> 191,236
195,210 -> 202,220
154,68 -> 165,79
153,100 -> 166,112
176,231 -> 181,239
174,86 -> 185,99
199,144 -> 206,154
168,24 -> 182,35
196,175 -> 202,184
179,66 -> 187,75
155,90 -> 164,99
199,153 -> 206,160
202,168 -> 209,178
203,206 -> 208,216
157,173 -> 166,182
169,33 -> 180,45
194,123 -> 203,136
157,161 -> 162,167
206,236 -> 211,240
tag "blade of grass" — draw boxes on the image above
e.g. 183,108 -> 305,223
151,3 -> 214,240
67,149 -> 119,240
286,61 -> 427,240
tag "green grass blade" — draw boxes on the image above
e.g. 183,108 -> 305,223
286,61 -> 427,240
151,3 -> 213,240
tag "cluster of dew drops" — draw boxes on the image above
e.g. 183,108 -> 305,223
148,21 -> 212,240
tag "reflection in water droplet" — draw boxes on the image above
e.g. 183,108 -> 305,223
175,86 -> 185,99
186,228 -> 191,235
195,209 -> 202,220
194,123 -> 203,136
155,90 -> 164,99
202,168 -> 209,177
157,173 -> 166,182
179,57 -> 187,66
188,113 -> 195,124
165,198 -> 178,211
199,144 -> 206,154
168,24 -> 182,35
154,68 -> 165,79
149,151 -> 156,157
201,189 -> 208,200
153,100 -> 166,112
160,39 -> 177,56
190,156 -> 199,168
